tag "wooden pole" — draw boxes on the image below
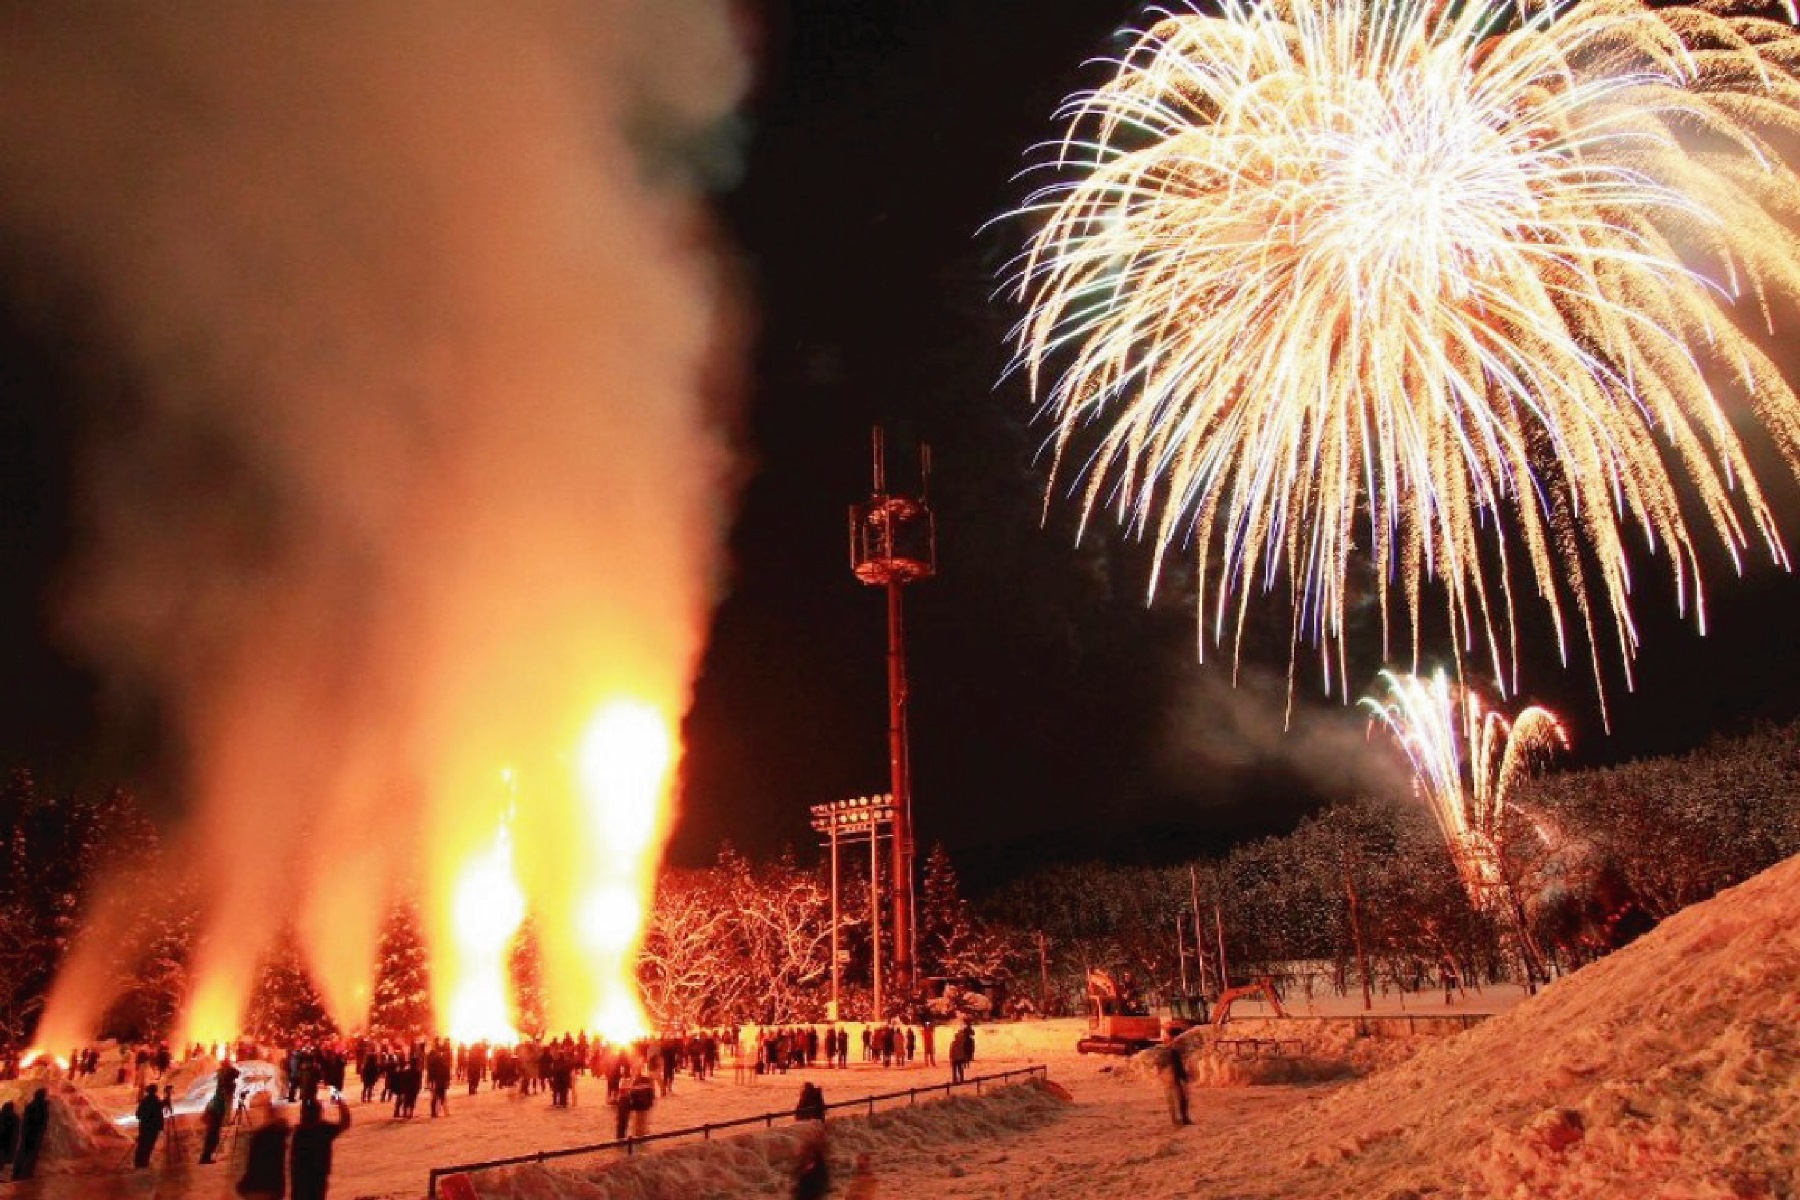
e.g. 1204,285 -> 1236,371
829,817 -> 841,1022
1214,903 -> 1229,991
1176,915 -> 1190,997
870,817 -> 883,1021
1189,865 -> 1208,995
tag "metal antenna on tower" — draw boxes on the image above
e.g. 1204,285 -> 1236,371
849,427 -> 935,1011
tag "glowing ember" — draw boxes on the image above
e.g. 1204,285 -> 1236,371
571,699 -> 675,1042
442,779 -> 528,1045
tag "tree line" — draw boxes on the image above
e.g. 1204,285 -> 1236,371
2,720 -> 1796,1045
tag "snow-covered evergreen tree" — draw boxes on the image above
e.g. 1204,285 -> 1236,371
244,927 -> 336,1044
369,900 -> 432,1040
919,842 -> 1013,984
0,772 -> 162,1046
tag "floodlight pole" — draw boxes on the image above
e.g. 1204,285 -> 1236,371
884,570 -> 913,1002
849,428 -> 935,1011
828,820 -> 841,1022
811,796 -> 894,1025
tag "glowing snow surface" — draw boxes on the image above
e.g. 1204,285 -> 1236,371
28,853 -> 1800,1197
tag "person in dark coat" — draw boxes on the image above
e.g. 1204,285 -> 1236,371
133,1085 -> 165,1168
627,1070 -> 655,1138
793,1081 -> 826,1123
12,1089 -> 48,1181
0,1100 -> 19,1177
357,1051 -> 381,1103
791,1122 -> 830,1200
1164,1044 -> 1192,1126
465,1043 -> 487,1096
612,1077 -> 632,1141
426,1042 -> 452,1117
237,1109 -> 291,1200
289,1097 -> 350,1200
949,1023 -> 974,1084
199,1059 -> 241,1164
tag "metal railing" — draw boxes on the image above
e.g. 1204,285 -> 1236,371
425,1063 -> 1049,1198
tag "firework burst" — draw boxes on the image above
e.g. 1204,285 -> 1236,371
1010,0 -> 1800,706
1363,668 -> 1567,898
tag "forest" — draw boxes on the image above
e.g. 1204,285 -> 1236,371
3,721 -> 1796,1048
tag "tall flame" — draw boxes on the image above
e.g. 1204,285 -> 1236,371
181,967 -> 249,1050
441,779 -> 528,1045
571,700 -> 675,1041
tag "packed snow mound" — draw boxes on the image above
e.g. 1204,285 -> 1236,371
1272,852 -> 1800,1199
0,1078 -> 132,1173
1124,1014 -> 1490,1088
464,1077 -> 1071,1199
169,1059 -> 283,1116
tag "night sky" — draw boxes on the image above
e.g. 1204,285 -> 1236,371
4,0 -> 1800,890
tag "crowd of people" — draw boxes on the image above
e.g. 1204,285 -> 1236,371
747,1016 -> 965,1075
0,1013 -> 983,1193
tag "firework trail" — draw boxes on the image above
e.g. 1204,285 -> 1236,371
1010,0 -> 1800,707
1362,668 -> 1567,898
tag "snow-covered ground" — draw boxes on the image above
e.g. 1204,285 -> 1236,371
8,854 -> 1796,1199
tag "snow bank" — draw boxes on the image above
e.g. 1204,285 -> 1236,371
1152,1013 -> 1489,1086
464,1078 -> 1071,1199
1276,852 -> 1800,1198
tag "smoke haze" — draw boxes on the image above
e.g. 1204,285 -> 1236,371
0,1 -> 748,1042
1158,664 -> 1412,814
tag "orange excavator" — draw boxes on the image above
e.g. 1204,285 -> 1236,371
1076,970 -> 1287,1054
1210,977 -> 1287,1025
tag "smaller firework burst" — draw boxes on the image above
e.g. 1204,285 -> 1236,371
1363,669 -> 1567,901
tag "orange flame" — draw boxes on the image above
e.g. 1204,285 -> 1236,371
569,700 -> 674,1041
440,776 -> 528,1045
180,968 -> 249,1049
21,1049 -> 70,1072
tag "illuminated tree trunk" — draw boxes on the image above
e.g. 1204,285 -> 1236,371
1343,870 -> 1372,1012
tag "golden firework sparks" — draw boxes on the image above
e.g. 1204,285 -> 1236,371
1010,0 -> 1800,708
1363,668 -> 1567,897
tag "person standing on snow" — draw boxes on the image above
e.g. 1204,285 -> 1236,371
236,1105 -> 291,1200
1163,1044 -> 1193,1126
793,1080 -> 826,1122
0,1099 -> 20,1179
12,1089 -> 49,1181
426,1041 -> 452,1117
628,1069 -> 656,1138
949,1022 -> 975,1084
133,1084 -> 165,1168
289,1096 -> 350,1200
790,1122 -> 830,1200
612,1072 -> 633,1141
